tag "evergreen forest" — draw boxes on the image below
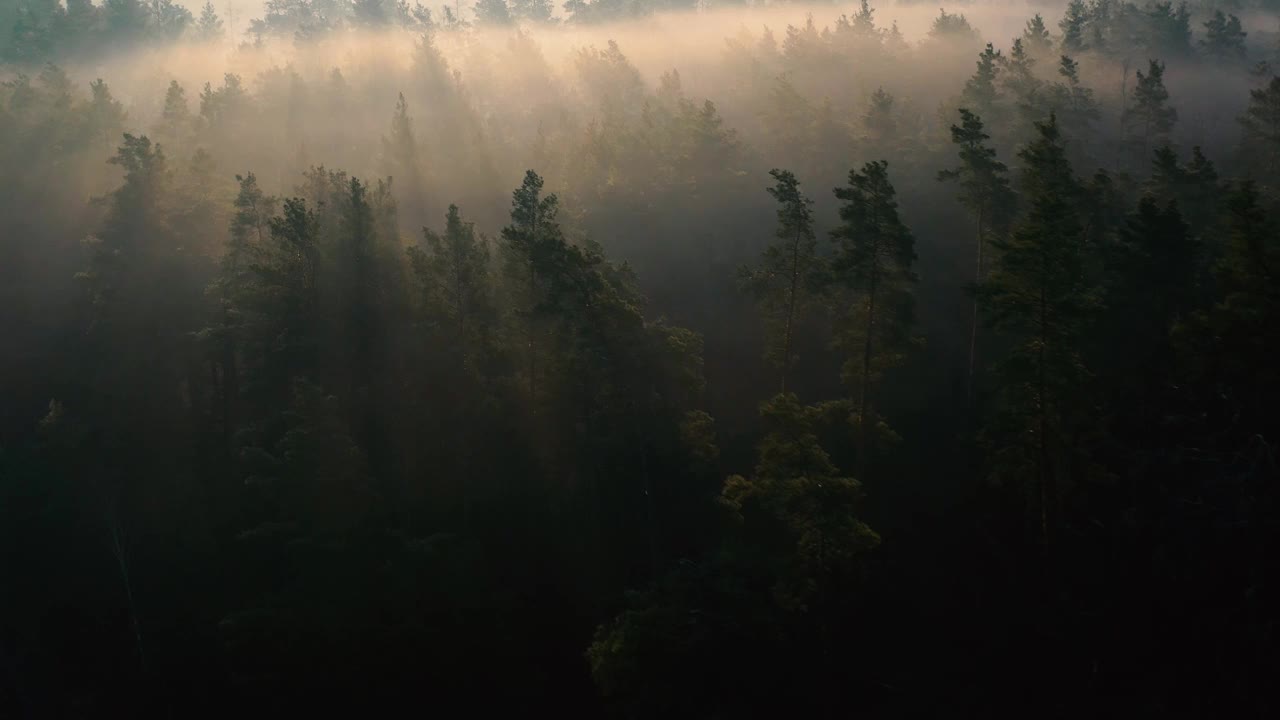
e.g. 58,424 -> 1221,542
2,0 -> 1280,716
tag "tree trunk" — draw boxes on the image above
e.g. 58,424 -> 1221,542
859,263 -> 880,479
108,516 -> 147,676
967,206 -> 986,403
1037,284 -> 1051,551
781,225 -> 804,394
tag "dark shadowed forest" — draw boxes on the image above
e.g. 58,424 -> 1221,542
2,0 -> 1280,716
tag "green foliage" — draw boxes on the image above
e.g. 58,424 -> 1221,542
939,108 -> 1014,391
739,169 -> 822,392
1201,10 -> 1248,62
408,204 -> 495,371
1124,60 -> 1177,170
1061,0 -> 1089,53
1023,13 -> 1053,56
1146,145 -> 1222,236
929,8 -> 978,41
961,43 -> 1004,122
194,2 -> 224,41
473,0 -> 513,25
1239,76 -> 1280,182
862,85 -> 896,143
977,115 -> 1098,544
830,160 -> 918,464
720,394 -> 879,609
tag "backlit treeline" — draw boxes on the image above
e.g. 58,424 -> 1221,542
2,1 -> 1279,716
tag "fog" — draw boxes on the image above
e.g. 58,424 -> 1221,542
3,1 -> 1280,716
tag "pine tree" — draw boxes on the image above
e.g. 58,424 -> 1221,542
885,20 -> 907,55
87,78 -> 126,151
961,43 -> 1004,123
329,177 -> 386,434
1146,145 -> 1221,237
194,1 -> 224,41
240,377 -> 371,536
1113,196 -> 1197,335
473,0 -> 512,25
408,204 -> 493,367
1060,0 -> 1088,54
977,115 -> 1096,548
830,161 -> 918,473
1201,11 -> 1247,62
155,79 -> 190,143
1002,39 -> 1041,117
720,393 -> 879,611
234,195 -> 323,421
929,9 -> 977,41
938,108 -> 1014,398
863,86 -> 895,144
510,0 -> 553,23
203,172 -> 277,448
1239,76 -> 1280,181
500,170 -> 562,402
739,169 -> 822,393
851,0 -> 876,38
1022,13 -> 1053,56
1046,55 -> 1101,165
1179,181 -> 1280,444
381,92 -> 430,229
1124,60 -> 1177,171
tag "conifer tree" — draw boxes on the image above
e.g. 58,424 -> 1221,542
720,393 -> 879,611
155,79 -> 190,144
1178,181 -> 1280,445
381,91 -> 430,229
961,44 -> 1004,123
408,204 -> 493,368
1146,145 -> 1221,237
1201,11 -> 1247,62
510,0 -> 554,23
202,172 -> 277,446
1046,55 -> 1101,166
1239,76 -> 1280,181
473,0 -> 512,25
500,170 -> 562,401
87,78 -> 126,151
739,169 -> 821,393
938,108 -> 1014,398
863,86 -> 896,145
1113,196 -> 1197,335
830,161 -> 918,472
1001,38 -> 1041,131
1123,60 -> 1177,170
851,0 -> 876,39
1060,0 -> 1088,53
977,115 -> 1096,548
1022,13 -> 1053,56
194,1 -> 224,41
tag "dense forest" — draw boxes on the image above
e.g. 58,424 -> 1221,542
2,0 -> 1279,716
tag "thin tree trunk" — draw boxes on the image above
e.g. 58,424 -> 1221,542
108,516 -> 146,676
1038,285 -> 1051,550
967,206 -> 986,403
781,226 -> 804,394
859,263 -> 880,479
527,260 -> 538,402
455,249 -> 472,533
220,314 -> 238,457
638,385 -> 659,581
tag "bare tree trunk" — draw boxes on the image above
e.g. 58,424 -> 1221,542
108,512 -> 147,676
781,226 -> 804,394
1038,285 -> 1051,551
859,266 -> 880,480
967,207 -> 986,403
